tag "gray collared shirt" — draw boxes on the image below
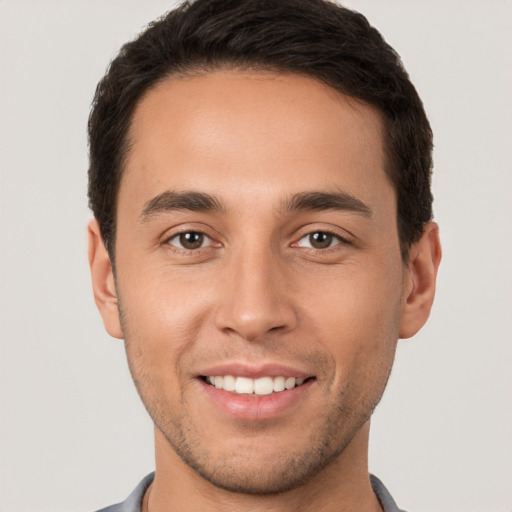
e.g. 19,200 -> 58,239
95,472 -> 406,512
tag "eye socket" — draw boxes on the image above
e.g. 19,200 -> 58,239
296,231 -> 343,250
166,231 -> 211,250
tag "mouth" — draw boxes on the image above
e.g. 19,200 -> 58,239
200,375 -> 314,395
196,364 -> 316,420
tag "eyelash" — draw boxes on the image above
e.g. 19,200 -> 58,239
165,231 -> 216,252
292,230 -> 350,252
164,228 -> 350,255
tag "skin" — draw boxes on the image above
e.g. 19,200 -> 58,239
89,70 -> 441,512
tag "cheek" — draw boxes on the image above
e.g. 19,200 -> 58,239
300,260 -> 404,378
117,268 -> 213,376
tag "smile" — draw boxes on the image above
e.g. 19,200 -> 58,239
203,375 -> 307,395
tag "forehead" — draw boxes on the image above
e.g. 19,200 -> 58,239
122,70 -> 392,213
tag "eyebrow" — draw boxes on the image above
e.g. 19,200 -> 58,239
139,189 -> 372,222
140,191 -> 224,221
285,191 -> 372,217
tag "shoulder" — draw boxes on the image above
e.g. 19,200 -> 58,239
94,473 -> 155,512
370,474 -> 407,512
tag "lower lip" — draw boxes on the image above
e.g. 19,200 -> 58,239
199,378 -> 314,421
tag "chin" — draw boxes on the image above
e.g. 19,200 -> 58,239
158,420 -> 354,495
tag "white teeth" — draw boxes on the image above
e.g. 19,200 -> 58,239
284,377 -> 296,390
223,375 -> 236,391
235,376 -> 254,394
253,377 -> 274,395
205,375 -> 307,394
273,376 -> 285,392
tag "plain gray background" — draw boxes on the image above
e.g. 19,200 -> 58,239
1,1 -> 511,511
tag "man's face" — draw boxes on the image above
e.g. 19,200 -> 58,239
111,71 -> 409,493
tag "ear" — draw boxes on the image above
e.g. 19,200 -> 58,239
399,222 -> 442,339
88,219 -> 123,339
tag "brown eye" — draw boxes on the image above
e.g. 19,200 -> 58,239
295,231 -> 342,250
180,232 -> 204,249
309,232 -> 333,249
168,231 -> 208,250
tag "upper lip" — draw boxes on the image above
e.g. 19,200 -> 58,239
196,362 -> 312,379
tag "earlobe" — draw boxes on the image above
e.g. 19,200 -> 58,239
399,222 -> 442,339
87,219 -> 124,339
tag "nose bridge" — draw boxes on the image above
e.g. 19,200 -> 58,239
215,240 -> 296,341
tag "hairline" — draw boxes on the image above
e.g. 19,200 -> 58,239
107,63 -> 407,264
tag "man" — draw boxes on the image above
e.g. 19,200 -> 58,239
87,0 -> 441,510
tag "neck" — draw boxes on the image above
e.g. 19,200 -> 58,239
145,422 -> 382,512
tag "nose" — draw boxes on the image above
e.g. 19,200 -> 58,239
214,246 -> 298,342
